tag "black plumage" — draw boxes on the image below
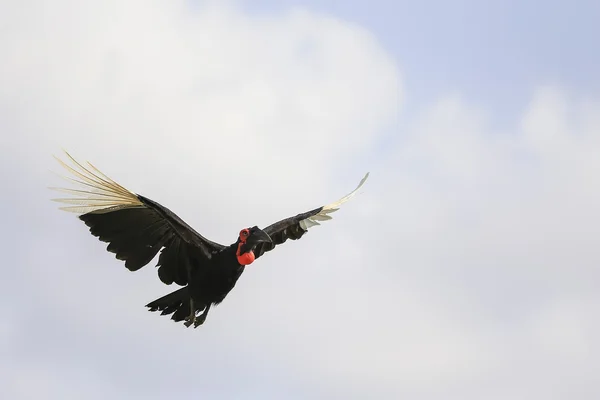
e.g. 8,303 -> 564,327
51,152 -> 368,328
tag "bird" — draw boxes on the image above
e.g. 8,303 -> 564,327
50,151 -> 369,328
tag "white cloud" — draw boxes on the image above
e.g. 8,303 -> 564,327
1,1 -> 599,399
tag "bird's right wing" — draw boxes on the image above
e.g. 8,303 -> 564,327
50,151 -> 225,286
252,173 -> 369,260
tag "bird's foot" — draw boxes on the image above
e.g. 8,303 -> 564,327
184,311 -> 196,328
183,298 -> 196,328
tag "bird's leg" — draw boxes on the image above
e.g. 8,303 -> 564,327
183,259 -> 196,328
183,299 -> 196,327
194,304 -> 211,328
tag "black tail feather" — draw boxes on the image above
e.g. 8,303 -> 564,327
146,287 -> 205,323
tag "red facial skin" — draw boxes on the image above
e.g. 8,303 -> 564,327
236,228 -> 256,265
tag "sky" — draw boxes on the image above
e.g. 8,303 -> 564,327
0,0 -> 599,399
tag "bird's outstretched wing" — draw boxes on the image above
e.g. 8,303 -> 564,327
253,173 -> 369,259
50,151 -> 225,286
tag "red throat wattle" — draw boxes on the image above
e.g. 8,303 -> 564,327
236,247 -> 255,265
236,228 -> 255,265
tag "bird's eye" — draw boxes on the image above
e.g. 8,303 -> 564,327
242,230 -> 248,237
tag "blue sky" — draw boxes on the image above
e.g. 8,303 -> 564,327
243,0 -> 600,125
1,1 -> 599,399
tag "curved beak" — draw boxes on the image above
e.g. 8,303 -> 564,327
247,228 -> 272,246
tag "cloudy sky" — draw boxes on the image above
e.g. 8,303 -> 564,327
1,0 -> 599,398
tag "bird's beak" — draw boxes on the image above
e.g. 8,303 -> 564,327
248,229 -> 272,246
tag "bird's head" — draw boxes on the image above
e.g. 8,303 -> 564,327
236,226 -> 272,265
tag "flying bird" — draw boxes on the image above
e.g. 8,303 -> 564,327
51,151 -> 369,328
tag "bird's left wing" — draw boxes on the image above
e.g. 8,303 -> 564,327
50,151 -> 226,286
252,173 -> 369,259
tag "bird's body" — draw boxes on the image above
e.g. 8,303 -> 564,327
51,152 -> 368,328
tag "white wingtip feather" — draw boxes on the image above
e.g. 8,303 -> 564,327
322,172 -> 369,211
299,172 -> 369,230
50,150 -> 143,214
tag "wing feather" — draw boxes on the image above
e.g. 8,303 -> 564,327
299,172 -> 369,230
253,173 -> 369,259
51,151 -> 225,286
50,150 -> 143,213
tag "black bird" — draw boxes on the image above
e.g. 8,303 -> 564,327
51,152 -> 368,328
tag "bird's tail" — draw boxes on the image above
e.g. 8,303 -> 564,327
146,287 -> 196,323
